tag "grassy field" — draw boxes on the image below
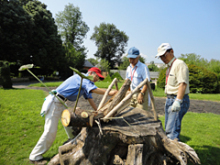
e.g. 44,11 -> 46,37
0,88 -> 220,164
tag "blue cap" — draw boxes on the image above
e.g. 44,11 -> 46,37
127,47 -> 140,58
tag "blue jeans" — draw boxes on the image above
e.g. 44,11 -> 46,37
165,95 -> 190,140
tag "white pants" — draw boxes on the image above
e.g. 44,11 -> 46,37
29,98 -> 73,161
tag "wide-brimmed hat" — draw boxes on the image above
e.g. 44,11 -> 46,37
88,67 -> 104,80
155,43 -> 172,58
127,47 -> 140,58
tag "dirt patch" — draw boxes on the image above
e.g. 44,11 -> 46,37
67,95 -> 220,116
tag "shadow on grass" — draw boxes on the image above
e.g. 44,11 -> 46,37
180,135 -> 219,165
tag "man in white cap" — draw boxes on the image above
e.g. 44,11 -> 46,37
156,43 -> 190,141
126,47 -> 151,111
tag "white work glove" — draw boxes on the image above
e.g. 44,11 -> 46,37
171,100 -> 181,112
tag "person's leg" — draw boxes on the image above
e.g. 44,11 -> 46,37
175,95 -> 190,140
164,97 -> 179,140
29,101 -> 62,161
165,95 -> 190,140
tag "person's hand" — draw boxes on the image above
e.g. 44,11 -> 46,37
138,93 -> 144,104
109,90 -> 117,96
171,100 -> 181,112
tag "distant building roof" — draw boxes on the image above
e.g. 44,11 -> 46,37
83,60 -> 94,68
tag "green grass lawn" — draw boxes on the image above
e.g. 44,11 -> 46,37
0,88 -> 220,164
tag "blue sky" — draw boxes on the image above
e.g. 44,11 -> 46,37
40,0 -> 220,63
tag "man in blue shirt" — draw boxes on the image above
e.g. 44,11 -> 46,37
29,67 -> 117,164
126,47 -> 151,111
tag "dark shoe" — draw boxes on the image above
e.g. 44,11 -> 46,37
29,159 -> 47,165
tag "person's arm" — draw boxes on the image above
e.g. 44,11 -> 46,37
171,82 -> 187,112
138,84 -> 147,104
177,82 -> 187,100
87,98 -> 97,110
91,88 -> 117,96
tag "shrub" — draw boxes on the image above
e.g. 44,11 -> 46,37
0,61 -> 12,88
157,67 -> 166,89
103,74 -> 112,82
188,64 -> 219,93
156,64 -> 219,93
111,72 -> 123,81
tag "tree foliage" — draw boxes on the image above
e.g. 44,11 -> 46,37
90,23 -> 129,68
0,61 -> 12,88
99,59 -> 110,72
118,56 -> 130,70
0,0 -> 33,63
0,0 -> 66,77
55,4 -> 89,54
188,64 -> 219,93
148,61 -> 159,71
157,67 -> 166,89
55,3 -> 89,78
87,58 -> 99,66
24,0 -> 65,76
157,63 -> 220,93
179,53 -> 208,67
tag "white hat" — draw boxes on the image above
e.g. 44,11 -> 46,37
155,43 -> 172,58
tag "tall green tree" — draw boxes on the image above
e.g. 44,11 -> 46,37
55,4 -> 89,55
90,23 -> 129,68
24,1 -> 65,76
55,4 -> 89,77
0,0 -> 33,63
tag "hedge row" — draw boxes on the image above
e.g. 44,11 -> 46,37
157,64 -> 220,93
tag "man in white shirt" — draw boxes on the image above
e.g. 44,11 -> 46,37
155,43 -> 190,141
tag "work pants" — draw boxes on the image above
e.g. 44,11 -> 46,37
29,98 -> 73,161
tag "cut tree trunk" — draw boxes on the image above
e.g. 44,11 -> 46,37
49,107 -> 200,165
49,78 -> 200,165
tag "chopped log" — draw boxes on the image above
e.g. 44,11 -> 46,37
61,107 -> 104,128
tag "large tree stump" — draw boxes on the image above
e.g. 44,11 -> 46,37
49,78 -> 200,165
49,107 -> 200,165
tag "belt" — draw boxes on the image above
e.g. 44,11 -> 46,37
56,93 -> 67,102
167,94 -> 188,99
166,94 -> 177,99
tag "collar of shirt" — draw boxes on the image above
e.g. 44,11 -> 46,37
167,57 -> 176,66
129,60 -> 141,68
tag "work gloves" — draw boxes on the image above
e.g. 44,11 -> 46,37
171,100 -> 182,112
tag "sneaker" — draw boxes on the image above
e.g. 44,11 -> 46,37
29,159 -> 47,165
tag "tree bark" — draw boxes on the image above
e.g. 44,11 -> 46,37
50,107 -> 200,165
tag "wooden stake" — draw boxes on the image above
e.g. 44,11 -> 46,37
103,78 -> 149,121
146,81 -> 158,121
97,78 -> 118,110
